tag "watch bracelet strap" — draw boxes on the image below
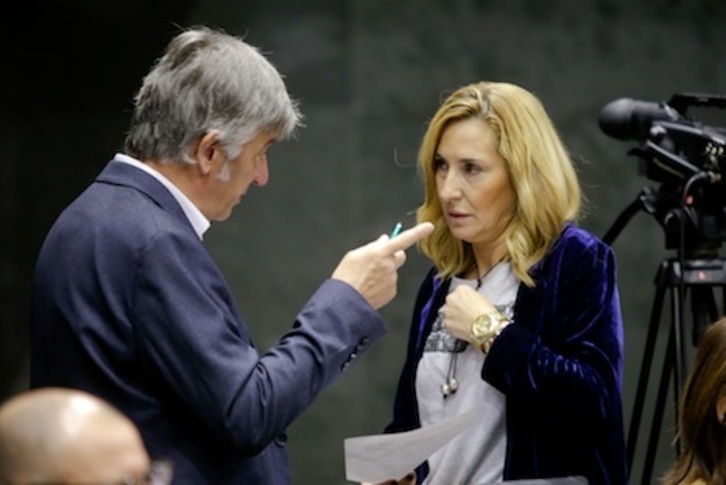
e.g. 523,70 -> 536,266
470,311 -> 509,349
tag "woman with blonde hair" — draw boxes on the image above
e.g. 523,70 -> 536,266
381,81 -> 627,484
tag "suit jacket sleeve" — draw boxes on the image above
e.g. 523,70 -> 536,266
133,229 -> 386,454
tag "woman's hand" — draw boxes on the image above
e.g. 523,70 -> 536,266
440,285 -> 496,342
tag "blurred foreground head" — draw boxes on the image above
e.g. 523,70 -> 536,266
0,387 -> 153,484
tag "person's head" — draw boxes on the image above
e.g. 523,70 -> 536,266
0,387 -> 167,484
123,26 -> 303,221
416,81 -> 581,286
663,317 -> 726,485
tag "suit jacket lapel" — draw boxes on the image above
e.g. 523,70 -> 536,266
96,160 -> 197,236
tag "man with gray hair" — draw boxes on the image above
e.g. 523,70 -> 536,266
28,26 -> 433,484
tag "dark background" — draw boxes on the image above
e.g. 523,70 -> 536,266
1,1 -> 725,483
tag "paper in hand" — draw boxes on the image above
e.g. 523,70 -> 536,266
343,408 -> 478,483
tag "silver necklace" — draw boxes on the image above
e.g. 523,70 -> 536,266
440,273 -> 486,399
441,350 -> 459,398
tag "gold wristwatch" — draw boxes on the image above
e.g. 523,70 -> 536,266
470,311 -> 509,351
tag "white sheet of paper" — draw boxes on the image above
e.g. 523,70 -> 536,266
343,408 -> 478,483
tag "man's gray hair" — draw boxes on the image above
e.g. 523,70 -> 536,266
124,26 -> 303,164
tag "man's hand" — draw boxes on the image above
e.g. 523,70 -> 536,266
332,222 -> 434,309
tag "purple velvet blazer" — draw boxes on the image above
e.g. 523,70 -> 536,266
385,224 -> 627,485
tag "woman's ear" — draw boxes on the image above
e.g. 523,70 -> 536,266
717,393 -> 726,425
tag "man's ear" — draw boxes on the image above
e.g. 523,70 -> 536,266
192,131 -> 221,175
717,393 -> 726,425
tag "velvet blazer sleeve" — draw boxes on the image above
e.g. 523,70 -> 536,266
483,225 -> 625,429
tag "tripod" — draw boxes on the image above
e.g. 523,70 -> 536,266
603,187 -> 726,484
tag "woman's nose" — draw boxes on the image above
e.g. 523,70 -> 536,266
438,172 -> 462,200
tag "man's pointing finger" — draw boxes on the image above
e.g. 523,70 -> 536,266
383,222 -> 434,254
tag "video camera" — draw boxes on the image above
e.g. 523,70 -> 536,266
598,93 -> 726,253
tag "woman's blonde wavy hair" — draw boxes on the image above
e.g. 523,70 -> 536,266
416,81 -> 582,287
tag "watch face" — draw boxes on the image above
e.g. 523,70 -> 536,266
471,313 -> 497,343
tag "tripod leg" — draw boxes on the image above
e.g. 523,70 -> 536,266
627,280 -> 667,476
642,320 -> 676,485
672,284 -> 686,440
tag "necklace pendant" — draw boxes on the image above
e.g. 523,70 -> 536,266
441,379 -> 459,398
441,383 -> 451,397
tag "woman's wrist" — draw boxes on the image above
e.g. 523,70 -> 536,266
469,311 -> 509,351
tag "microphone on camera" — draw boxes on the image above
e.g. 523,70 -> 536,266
598,98 -> 681,141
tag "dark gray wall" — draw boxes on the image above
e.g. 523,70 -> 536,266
2,1 -> 725,483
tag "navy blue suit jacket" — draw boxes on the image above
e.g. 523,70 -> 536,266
30,160 -> 387,484
385,225 -> 627,485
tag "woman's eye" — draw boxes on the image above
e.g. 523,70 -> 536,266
433,158 -> 448,172
464,162 -> 482,174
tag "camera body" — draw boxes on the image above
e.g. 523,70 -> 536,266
599,93 -> 726,253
